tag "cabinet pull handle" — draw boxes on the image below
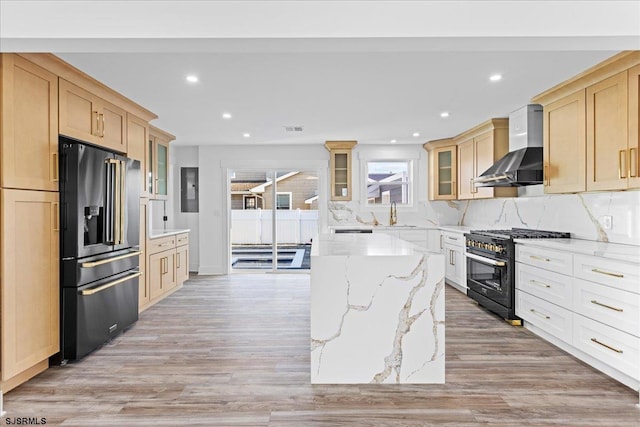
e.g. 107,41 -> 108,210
590,300 -> 623,312
469,178 -> 474,194
530,279 -> 551,288
544,163 -> 549,186
451,180 -> 456,197
52,202 -> 60,232
530,255 -> 550,262
619,150 -> 627,179
93,111 -> 100,136
100,113 -> 106,137
52,152 -> 59,182
439,234 -> 443,250
529,309 -> 550,320
630,148 -> 638,177
177,253 -> 180,268
591,268 -> 624,278
448,236 -> 458,241
590,337 -> 623,354
158,241 -> 173,247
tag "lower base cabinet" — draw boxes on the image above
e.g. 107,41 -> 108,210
516,243 -> 640,390
1,189 -> 59,392
143,232 -> 189,310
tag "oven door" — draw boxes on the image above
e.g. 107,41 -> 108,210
466,251 -> 512,308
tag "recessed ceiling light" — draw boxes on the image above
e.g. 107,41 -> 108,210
186,74 -> 198,83
440,111 -> 450,118
489,74 -> 503,82
390,139 -> 397,144
243,133 -> 251,138
412,132 -> 420,137
222,112 -> 232,120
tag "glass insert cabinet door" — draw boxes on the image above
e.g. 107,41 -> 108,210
325,140 -> 357,201
427,145 -> 458,200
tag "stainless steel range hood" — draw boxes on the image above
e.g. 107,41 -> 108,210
475,104 -> 543,187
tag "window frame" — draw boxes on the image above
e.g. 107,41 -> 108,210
361,158 -> 416,210
275,192 -> 292,210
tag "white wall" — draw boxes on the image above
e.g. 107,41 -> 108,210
169,146 -> 200,271
173,144 -> 329,275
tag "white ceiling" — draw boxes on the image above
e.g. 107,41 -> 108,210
3,1 -> 638,147
57,50 -> 617,146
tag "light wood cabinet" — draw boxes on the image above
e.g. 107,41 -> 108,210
176,245 -> 189,286
1,189 -> 59,388
127,113 -> 150,197
1,54 -> 59,191
586,71 -> 629,191
627,64 -> 640,188
59,78 -> 127,153
454,119 -> 516,200
149,126 -> 175,200
146,232 -> 188,305
424,139 -> 457,200
325,140 -> 357,201
149,250 -> 176,300
138,198 -> 149,311
542,91 -> 587,193
532,51 -> 640,193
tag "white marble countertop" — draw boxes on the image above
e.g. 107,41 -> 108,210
149,228 -> 190,239
514,238 -> 640,264
438,225 -> 472,234
311,233 -> 429,257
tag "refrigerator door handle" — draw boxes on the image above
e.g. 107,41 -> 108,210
80,271 -> 141,296
104,159 -> 112,244
119,159 -> 126,245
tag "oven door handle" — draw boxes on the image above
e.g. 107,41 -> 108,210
466,252 -> 506,267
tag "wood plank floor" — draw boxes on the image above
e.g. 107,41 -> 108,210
5,274 -> 640,426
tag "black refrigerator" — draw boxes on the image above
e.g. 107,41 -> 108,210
58,136 -> 141,362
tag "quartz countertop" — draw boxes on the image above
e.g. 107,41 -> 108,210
438,225 -> 472,234
149,228 -> 190,239
514,238 -> 640,264
311,233 -> 429,257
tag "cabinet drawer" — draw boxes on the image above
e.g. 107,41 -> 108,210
442,231 -> 464,248
176,233 -> 189,247
572,313 -> 639,380
147,235 -> 176,254
573,278 -> 639,337
516,263 -> 573,310
516,291 -> 572,344
573,254 -> 640,294
516,245 -> 573,274
398,229 -> 427,248
372,229 -> 399,238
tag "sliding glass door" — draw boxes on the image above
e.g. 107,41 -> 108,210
229,169 -> 318,271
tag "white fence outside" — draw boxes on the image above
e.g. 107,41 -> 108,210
231,209 -> 318,244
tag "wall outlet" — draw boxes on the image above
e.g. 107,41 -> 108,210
601,215 -> 613,230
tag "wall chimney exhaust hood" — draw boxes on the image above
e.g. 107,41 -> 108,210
474,104 -> 543,187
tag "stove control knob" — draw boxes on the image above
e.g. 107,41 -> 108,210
483,243 -> 490,250
489,244 -> 496,252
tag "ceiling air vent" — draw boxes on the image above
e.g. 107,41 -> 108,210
284,126 -> 304,132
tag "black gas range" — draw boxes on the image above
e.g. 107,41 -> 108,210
464,228 -> 570,324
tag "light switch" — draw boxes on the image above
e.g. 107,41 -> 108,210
601,215 -> 613,230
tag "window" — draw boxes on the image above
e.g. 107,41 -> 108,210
276,192 -> 292,210
366,161 -> 412,206
243,195 -> 257,209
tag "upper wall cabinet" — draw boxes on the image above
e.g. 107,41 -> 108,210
325,140 -> 357,201
149,125 -> 175,200
59,79 -> 127,153
0,54 -> 59,191
532,51 -> 640,193
627,64 -> 640,188
127,113 -> 150,197
454,119 -> 516,200
424,139 -> 457,200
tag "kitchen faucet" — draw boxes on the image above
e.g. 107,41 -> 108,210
389,201 -> 397,226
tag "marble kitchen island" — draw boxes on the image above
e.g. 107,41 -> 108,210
310,233 -> 445,384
